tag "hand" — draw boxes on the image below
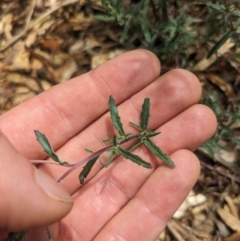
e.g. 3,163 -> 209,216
0,50 -> 217,241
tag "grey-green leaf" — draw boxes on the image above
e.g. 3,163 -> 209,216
85,148 -> 94,153
109,96 -> 125,136
95,14 -> 116,22
128,140 -> 142,152
113,135 -> 117,146
34,130 -> 68,165
79,156 -> 99,184
144,139 -> 175,167
140,98 -> 150,130
145,131 -> 160,139
129,122 -> 142,131
127,140 -> 142,153
117,147 -> 152,169
207,30 -> 232,58
106,150 -> 116,167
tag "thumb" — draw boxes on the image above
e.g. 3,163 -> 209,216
0,131 -> 73,232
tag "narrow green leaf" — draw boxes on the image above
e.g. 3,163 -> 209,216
99,156 -> 105,167
103,138 -> 114,143
101,0 -> 109,9
145,131 -> 160,139
113,135 -> 117,146
140,98 -> 150,130
128,140 -> 142,152
207,31 -> 232,58
79,156 -> 99,184
117,147 -> 152,168
120,18 -> 131,42
144,139 -> 175,167
34,130 -> 68,165
85,148 -> 94,153
142,0 -> 150,16
106,150 -> 116,167
95,14 -> 116,22
129,122 -> 142,131
141,25 -> 152,43
109,96 -> 125,136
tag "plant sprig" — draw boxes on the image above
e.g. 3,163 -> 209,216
34,96 -> 174,185
7,96 -> 174,241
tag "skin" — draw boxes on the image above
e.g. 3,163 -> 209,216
0,49 -> 217,241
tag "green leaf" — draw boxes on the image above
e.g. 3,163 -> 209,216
129,122 -> 142,131
143,139 -> 175,167
95,14 -> 116,22
120,18 -> 131,42
128,140 -> 142,152
117,147 -> 152,168
103,138 -> 114,143
113,135 -> 117,146
206,2 -> 225,12
34,130 -> 68,165
99,156 -> 105,167
207,31 -> 232,58
109,96 -> 125,136
79,156 -> 99,184
142,0 -> 150,16
145,131 -> 160,139
106,149 -> 116,167
201,141 -> 215,159
140,98 -> 150,130
101,0 -> 110,9
85,148 -> 94,153
141,24 -> 152,43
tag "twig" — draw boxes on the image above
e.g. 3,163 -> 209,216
200,161 -> 240,184
24,0 -> 38,32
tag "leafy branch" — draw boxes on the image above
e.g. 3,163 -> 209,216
35,96 -> 174,185
87,0 -> 240,67
34,96 -> 174,184
6,96 -> 173,241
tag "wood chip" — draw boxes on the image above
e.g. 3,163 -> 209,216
217,207 -> 240,232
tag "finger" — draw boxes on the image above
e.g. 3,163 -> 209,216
53,104 -> 216,241
40,69 -> 203,192
93,149 -> 200,241
0,50 -> 160,159
0,132 -> 73,232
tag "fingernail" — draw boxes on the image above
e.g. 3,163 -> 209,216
34,168 -> 73,203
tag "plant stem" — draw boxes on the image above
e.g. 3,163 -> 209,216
57,133 -> 141,183
30,160 -> 74,167
57,145 -> 111,183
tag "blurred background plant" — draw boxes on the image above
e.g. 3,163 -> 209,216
1,0 -> 240,240
88,0 -> 240,178
89,0 -> 240,65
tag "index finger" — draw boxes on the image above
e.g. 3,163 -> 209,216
0,50 -> 160,159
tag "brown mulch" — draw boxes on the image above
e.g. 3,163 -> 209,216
1,1 -> 240,240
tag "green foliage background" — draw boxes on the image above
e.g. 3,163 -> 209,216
90,0 -> 240,65
89,0 -> 240,161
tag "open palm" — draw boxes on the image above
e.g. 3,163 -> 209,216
0,50 -> 217,241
